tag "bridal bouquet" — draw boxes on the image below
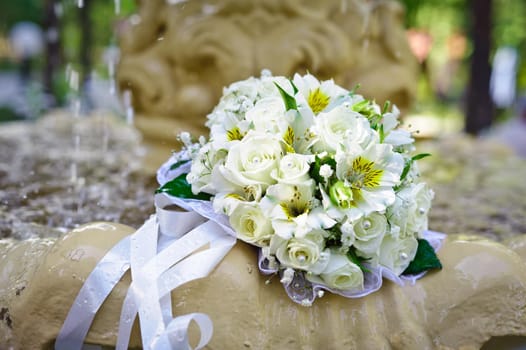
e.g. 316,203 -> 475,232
158,71 -> 442,304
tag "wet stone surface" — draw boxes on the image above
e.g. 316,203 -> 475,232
0,112 -> 157,240
419,136 -> 526,241
1,112 -> 525,242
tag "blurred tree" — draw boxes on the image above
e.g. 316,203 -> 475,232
465,0 -> 493,134
400,0 -> 526,132
0,0 -> 42,34
79,0 -> 93,95
43,0 -> 62,105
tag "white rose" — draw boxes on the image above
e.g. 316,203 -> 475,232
218,132 -> 283,193
317,252 -> 364,291
271,153 -> 312,185
312,105 -> 374,152
272,230 -> 330,274
388,183 -> 434,238
352,213 -> 388,255
229,202 -> 274,247
245,97 -> 290,134
378,235 -> 418,275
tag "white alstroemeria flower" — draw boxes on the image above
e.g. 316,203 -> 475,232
261,182 -> 336,239
292,73 -> 348,116
229,202 -> 274,247
311,105 -> 376,153
388,182 -> 434,238
271,153 -> 312,186
216,131 -> 283,197
352,212 -> 388,255
378,234 -> 418,275
271,229 -> 331,274
381,105 -> 400,134
208,117 -> 251,151
330,143 -> 404,220
310,251 -> 364,291
384,129 -> 414,147
187,144 -> 226,195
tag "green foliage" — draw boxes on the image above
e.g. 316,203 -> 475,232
400,153 -> 431,182
0,107 -> 25,122
347,247 -> 371,273
309,155 -> 336,184
156,173 -> 211,201
0,0 -> 42,32
169,159 -> 190,170
274,82 -> 297,111
403,239 -> 442,275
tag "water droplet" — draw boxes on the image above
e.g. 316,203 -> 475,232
121,263 -> 130,272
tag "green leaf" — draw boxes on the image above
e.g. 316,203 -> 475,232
155,173 -> 212,200
274,82 -> 297,111
347,248 -> 371,273
399,153 -> 431,184
169,159 -> 190,170
309,155 -> 336,184
411,153 -> 431,161
290,79 -> 299,94
379,124 -> 385,143
399,161 -> 411,182
382,100 -> 391,114
351,100 -> 369,112
402,239 -> 442,275
349,83 -> 361,96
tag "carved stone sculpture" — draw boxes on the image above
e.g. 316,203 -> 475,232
117,0 -> 418,168
1,222 -> 526,349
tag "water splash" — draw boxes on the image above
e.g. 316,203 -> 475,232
123,90 -> 134,126
54,3 -> 63,17
0,113 -> 156,240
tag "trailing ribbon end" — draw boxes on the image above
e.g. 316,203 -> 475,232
56,206 -> 236,350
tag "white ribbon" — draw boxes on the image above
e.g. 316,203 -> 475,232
56,194 -> 236,350
55,235 -> 131,350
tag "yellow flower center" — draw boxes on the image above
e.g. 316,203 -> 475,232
280,186 -> 310,219
308,88 -> 330,114
227,126 -> 244,141
347,157 -> 383,189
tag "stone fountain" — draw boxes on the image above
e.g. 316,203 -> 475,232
116,0 -> 419,170
1,0 -> 526,349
